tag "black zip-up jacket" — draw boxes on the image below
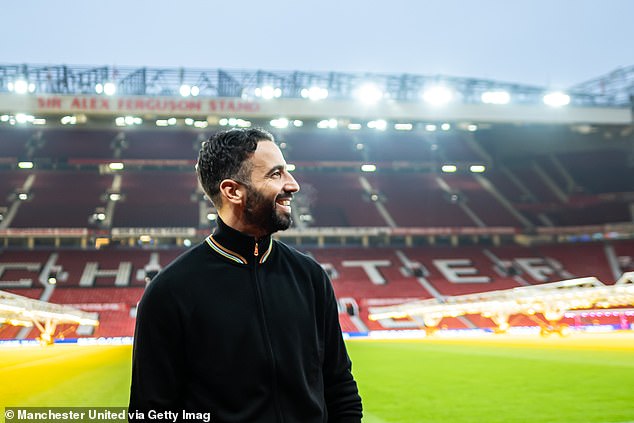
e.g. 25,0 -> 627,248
129,218 -> 362,422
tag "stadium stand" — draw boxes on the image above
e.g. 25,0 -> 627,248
1,65 -> 633,341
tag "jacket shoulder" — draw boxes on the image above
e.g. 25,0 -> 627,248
274,240 -> 324,272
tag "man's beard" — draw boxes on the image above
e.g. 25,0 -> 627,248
243,186 -> 293,235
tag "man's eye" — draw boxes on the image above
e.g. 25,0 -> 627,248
271,171 -> 281,178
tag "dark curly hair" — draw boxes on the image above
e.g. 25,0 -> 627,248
196,128 -> 275,207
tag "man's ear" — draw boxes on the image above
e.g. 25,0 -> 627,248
219,179 -> 245,205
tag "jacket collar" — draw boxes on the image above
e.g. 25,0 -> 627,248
206,217 -> 273,265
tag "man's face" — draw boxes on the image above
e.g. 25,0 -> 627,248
241,141 -> 300,236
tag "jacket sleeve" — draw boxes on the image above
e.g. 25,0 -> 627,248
128,276 -> 186,418
321,271 -> 363,423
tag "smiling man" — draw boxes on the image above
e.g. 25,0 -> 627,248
129,128 -> 362,423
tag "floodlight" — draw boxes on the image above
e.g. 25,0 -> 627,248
95,84 -> 104,94
301,87 -> 328,101
61,116 -> 77,125
185,118 -> 194,126
190,86 -> 200,96
219,118 -> 228,126
348,123 -> 362,130
109,162 -> 124,170
180,85 -> 192,97
543,92 -> 570,107
18,193 -> 29,200
467,124 -> 478,132
355,83 -> 383,105
422,86 -> 453,105
109,193 -> 122,201
367,120 -> 387,131
257,86 -> 281,99
425,124 -> 437,132
394,123 -> 413,131
103,82 -> 116,96
15,114 -> 34,124
441,123 -> 451,131
13,80 -> 29,94
287,164 -> 296,172
361,164 -> 377,172
270,118 -> 289,129
470,165 -> 486,173
167,118 -> 177,125
18,161 -> 34,169
441,164 -> 457,173
207,213 -> 218,221
317,119 -> 337,129
115,117 -> 125,126
292,120 -> 303,127
481,91 -> 510,105
193,121 -> 208,128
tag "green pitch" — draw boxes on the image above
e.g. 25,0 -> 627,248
1,333 -> 634,423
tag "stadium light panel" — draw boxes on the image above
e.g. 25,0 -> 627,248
109,193 -> 122,201
470,165 -> 486,173
441,123 -> 451,131
155,119 -> 168,126
361,164 -> 377,172
270,118 -> 289,129
481,91 -> 511,105
32,118 -> 46,125
422,86 -> 453,106
167,118 -> 177,125
348,123 -> 362,131
207,212 -> 218,221
193,121 -> 208,128
441,164 -> 457,173
185,118 -> 194,126
292,120 -> 303,127
17,193 -> 29,200
190,86 -> 200,96
183,239 -> 192,247
355,83 -> 383,105
95,84 -> 104,94
425,124 -> 437,132
543,91 -> 570,107
287,164 -> 296,172
467,124 -> 478,132
48,277 -> 57,285
1,115 -> 9,122
18,161 -> 34,169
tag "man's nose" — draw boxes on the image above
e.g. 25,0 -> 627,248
284,172 -> 300,193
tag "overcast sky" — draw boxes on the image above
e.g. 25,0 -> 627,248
2,0 -> 633,88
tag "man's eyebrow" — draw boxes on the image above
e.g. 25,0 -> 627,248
265,164 -> 285,176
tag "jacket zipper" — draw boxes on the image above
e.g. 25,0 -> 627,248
252,243 -> 284,422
